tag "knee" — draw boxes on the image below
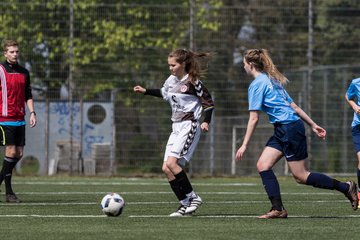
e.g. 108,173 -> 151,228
165,159 -> 179,171
162,165 -> 171,175
291,172 -> 308,184
162,164 -> 176,181
292,175 -> 304,184
256,161 -> 271,172
5,149 -> 22,159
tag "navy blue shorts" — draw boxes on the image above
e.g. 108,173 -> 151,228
266,120 -> 308,161
351,125 -> 360,153
0,125 -> 26,146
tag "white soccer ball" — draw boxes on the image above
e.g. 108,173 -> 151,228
100,192 -> 125,217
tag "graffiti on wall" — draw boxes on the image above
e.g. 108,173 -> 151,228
23,101 -> 114,175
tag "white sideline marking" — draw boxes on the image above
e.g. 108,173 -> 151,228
0,200 -> 348,206
0,214 -> 358,219
0,202 -> 97,206
15,191 -> 340,195
14,181 -> 257,187
0,214 -> 105,218
128,214 -> 360,219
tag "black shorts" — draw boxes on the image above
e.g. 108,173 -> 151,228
351,125 -> 360,153
266,120 -> 308,161
0,125 -> 26,146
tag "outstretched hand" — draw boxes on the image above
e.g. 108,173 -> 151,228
133,85 -> 146,94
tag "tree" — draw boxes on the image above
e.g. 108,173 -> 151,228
315,0 -> 360,65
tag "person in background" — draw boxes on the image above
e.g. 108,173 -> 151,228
133,49 -> 214,216
0,39 -> 37,203
236,48 -> 358,218
345,78 -> 360,208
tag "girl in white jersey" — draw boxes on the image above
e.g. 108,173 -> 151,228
236,49 -> 358,218
134,49 -> 214,216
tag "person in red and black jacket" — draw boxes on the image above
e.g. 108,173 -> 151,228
0,39 -> 36,203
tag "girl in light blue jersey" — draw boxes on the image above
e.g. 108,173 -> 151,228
345,78 -> 360,207
235,49 -> 358,218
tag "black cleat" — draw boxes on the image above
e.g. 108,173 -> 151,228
345,181 -> 358,210
6,194 -> 21,203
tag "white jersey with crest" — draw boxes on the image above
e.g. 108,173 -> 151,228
160,74 -> 214,122
160,74 -> 214,163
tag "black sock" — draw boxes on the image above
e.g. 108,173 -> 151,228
174,170 -> 193,195
169,178 -> 186,201
357,168 -> 360,188
269,197 -> 284,211
0,165 -> 5,185
3,157 -> 18,195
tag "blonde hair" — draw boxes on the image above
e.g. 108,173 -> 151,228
244,49 -> 288,85
168,49 -> 213,84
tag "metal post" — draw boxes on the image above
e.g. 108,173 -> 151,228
110,89 -> 117,175
322,71 -> 329,170
45,99 -> 50,175
342,70 -> 348,172
188,0 -> 195,174
231,126 -> 236,175
189,0 -> 194,50
306,0 -> 313,166
69,0 -> 74,175
79,97 -> 84,174
209,92 -> 215,175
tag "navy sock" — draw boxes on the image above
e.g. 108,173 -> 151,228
306,172 -> 348,193
357,168 -> 360,188
259,170 -> 284,210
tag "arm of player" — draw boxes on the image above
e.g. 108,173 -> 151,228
235,110 -> 259,161
199,82 -> 214,132
345,93 -> 360,115
290,102 -> 326,140
200,107 -> 214,132
133,85 -> 162,98
26,99 -> 37,128
133,85 -> 146,94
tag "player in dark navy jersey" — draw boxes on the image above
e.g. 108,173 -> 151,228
0,40 -> 37,203
235,49 -> 358,218
134,49 -> 214,216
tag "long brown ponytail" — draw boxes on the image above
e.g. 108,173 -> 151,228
168,49 -> 213,84
244,49 -> 288,85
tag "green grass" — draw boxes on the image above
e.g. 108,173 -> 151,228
0,176 -> 359,240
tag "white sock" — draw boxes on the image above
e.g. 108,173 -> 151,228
180,197 -> 190,206
186,191 -> 197,199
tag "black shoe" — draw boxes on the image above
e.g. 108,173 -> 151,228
6,194 -> 21,203
345,181 -> 358,210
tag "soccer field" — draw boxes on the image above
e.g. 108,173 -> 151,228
0,176 -> 359,240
